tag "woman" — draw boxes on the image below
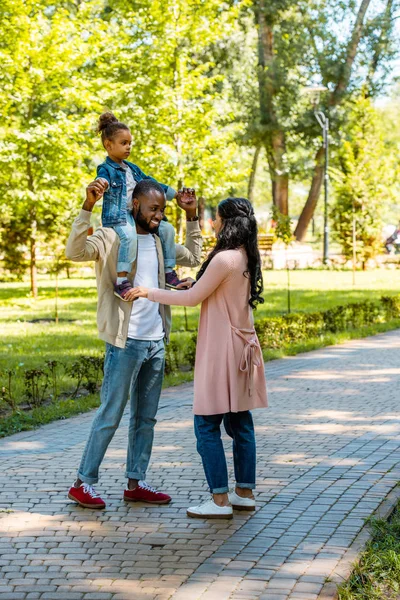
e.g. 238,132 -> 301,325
132,197 -> 268,519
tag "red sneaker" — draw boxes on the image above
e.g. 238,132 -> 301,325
123,481 -> 171,504
68,483 -> 106,509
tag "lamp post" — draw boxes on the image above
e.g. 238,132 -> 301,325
303,86 -> 329,264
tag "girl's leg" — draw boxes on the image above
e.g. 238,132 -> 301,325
224,411 -> 256,497
114,221 -> 137,276
194,414 -> 229,505
158,220 -> 176,273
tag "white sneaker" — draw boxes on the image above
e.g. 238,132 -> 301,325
187,498 -> 233,519
228,491 -> 256,511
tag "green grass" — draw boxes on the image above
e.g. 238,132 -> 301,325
338,501 -> 400,599
1,269 -> 400,437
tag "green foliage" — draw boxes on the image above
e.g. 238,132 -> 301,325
255,295 -> 400,349
271,205 -> 293,245
0,0 -> 105,289
331,97 -> 397,264
338,504 -> 400,599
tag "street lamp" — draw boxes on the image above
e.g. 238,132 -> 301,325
303,86 -> 329,264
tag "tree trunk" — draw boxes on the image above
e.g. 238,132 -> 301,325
331,0 -> 373,106
295,0 -> 373,238
248,146 -> 261,203
266,131 -> 289,214
294,147 -> 324,241
364,0 -> 394,96
255,1 -> 289,215
27,156 -> 38,298
30,221 -> 38,298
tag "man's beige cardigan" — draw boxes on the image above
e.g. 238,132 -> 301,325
66,209 -> 203,348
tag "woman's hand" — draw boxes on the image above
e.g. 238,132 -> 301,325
176,277 -> 195,290
131,286 -> 149,300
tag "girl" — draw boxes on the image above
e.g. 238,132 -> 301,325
96,112 -> 191,300
130,197 -> 268,518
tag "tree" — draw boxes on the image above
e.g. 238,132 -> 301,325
294,0 -> 399,240
99,0 -> 248,231
331,97 -> 396,266
0,0 -> 105,293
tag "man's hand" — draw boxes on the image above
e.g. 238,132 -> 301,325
176,188 -> 197,219
83,178 -> 109,212
176,277 -> 195,290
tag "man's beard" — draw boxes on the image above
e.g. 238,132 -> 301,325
135,208 -> 160,233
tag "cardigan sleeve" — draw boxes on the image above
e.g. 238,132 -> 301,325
148,252 -> 234,307
65,209 -> 110,262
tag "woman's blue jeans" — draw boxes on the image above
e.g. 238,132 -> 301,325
78,338 -> 165,484
194,411 -> 256,494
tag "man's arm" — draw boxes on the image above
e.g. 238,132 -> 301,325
65,179 -> 110,262
175,191 -> 203,268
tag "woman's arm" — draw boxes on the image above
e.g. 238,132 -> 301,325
136,252 -> 234,307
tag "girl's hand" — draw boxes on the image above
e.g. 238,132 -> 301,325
131,286 -> 149,299
83,179 -> 109,211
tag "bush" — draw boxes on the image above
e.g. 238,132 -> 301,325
255,294 -> 400,349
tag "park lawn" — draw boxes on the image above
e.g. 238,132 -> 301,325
338,501 -> 400,599
2,269 -> 400,371
1,269 -> 400,436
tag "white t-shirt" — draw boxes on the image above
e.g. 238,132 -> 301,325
121,162 -> 136,210
128,234 -> 164,341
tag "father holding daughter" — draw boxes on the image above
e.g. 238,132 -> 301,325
65,117 -> 202,508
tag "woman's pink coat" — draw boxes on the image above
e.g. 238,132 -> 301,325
148,248 -> 268,416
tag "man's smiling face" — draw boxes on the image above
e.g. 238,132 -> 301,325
132,189 -> 166,234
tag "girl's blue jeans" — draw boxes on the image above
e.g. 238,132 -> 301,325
112,215 -> 176,273
194,411 -> 256,494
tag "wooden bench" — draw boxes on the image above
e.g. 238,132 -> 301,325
200,233 -> 274,261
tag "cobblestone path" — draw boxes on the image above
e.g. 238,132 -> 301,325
1,330 -> 400,600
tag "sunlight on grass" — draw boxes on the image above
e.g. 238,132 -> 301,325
1,270 -> 400,437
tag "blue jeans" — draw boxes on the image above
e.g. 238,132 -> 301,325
194,412 -> 256,494
78,338 -> 165,484
113,215 -> 176,273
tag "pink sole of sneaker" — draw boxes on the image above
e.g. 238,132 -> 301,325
67,492 -> 106,509
123,495 -> 171,505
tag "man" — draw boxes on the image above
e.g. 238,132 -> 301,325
65,178 -> 202,509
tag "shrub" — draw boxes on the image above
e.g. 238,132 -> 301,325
255,295 -> 400,350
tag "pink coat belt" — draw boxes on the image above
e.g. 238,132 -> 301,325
231,326 -> 263,396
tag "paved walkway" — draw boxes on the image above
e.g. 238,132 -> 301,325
1,330 -> 400,600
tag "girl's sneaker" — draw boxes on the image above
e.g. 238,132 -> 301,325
165,270 -> 184,289
68,483 -> 106,509
187,498 -> 233,519
114,280 -> 134,301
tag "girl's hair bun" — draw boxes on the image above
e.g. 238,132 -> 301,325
97,112 -> 118,133
96,111 -> 129,145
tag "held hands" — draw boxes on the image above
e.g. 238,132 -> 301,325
176,187 -> 197,217
84,178 -> 109,211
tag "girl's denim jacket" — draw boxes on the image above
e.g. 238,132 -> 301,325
97,157 -> 176,227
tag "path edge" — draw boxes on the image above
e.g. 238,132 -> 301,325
317,483 -> 400,600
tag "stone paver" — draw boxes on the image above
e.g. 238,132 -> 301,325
1,330 -> 400,599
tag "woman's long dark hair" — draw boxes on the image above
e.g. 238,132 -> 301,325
196,197 -> 264,309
